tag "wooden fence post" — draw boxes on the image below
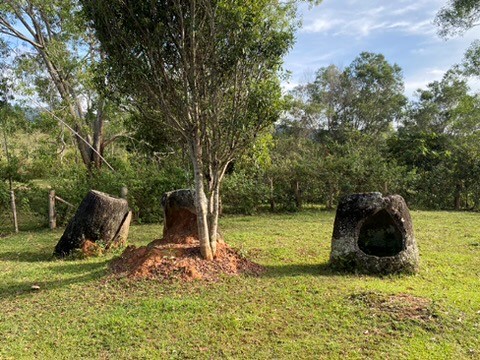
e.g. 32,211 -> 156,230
49,189 -> 56,230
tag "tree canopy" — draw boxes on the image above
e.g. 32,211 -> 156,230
82,0 -> 305,259
0,0 -> 124,171
436,0 -> 480,37
286,52 -> 406,140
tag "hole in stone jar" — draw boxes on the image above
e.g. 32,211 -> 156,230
358,209 -> 404,257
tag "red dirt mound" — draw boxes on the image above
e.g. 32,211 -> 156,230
110,239 -> 264,282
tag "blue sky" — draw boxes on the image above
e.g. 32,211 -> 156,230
283,0 -> 480,97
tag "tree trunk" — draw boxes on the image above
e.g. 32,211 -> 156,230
269,177 -> 275,212
189,138 -> 213,260
208,164 -> 228,254
454,182 -> 463,210
10,190 -> 18,233
92,97 -> 105,168
54,190 -> 131,257
327,187 -> 334,210
2,127 -> 17,233
294,180 -> 302,210
208,185 -> 220,254
49,189 -> 56,230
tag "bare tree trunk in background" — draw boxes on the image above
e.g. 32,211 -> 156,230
10,190 -> 18,233
2,128 -> 18,233
92,97 -> 105,169
294,180 -> 302,210
454,182 -> 463,210
269,177 -> 275,212
327,185 -> 335,210
49,189 -> 56,230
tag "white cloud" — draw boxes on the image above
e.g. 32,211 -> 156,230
391,4 -> 422,16
328,18 -> 434,38
302,18 -> 343,33
301,1 -> 439,38
404,68 -> 447,97
288,0 -> 480,99
404,20 -> 436,36
405,69 -> 480,98
411,47 -> 426,54
467,77 -> 480,93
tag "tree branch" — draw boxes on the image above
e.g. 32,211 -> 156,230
0,17 -> 44,48
101,133 -> 132,149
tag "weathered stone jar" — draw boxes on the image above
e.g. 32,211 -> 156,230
161,189 -> 198,243
329,192 -> 419,274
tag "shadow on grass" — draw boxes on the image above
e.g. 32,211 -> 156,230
0,259 -> 110,300
262,262 -> 334,277
0,221 -> 48,234
0,250 -> 56,263
260,262 -> 398,278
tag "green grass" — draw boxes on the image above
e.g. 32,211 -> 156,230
1,210 -> 480,359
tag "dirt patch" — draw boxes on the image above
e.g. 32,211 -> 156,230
349,291 -> 436,321
110,238 -> 264,282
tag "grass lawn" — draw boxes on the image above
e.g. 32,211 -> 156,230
0,210 -> 479,359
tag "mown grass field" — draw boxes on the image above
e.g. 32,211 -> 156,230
0,210 -> 479,359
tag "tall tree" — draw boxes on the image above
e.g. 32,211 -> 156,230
344,52 -> 406,134
310,64 -> 352,135
392,70 -> 480,210
82,0 -> 312,259
0,0 -> 122,171
404,70 -> 470,134
290,52 -> 406,140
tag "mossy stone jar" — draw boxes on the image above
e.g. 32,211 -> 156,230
329,192 -> 419,274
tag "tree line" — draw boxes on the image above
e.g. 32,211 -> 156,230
1,0 -> 480,237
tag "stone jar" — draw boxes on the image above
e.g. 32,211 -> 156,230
329,192 -> 419,274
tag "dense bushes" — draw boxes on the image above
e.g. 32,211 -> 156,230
222,170 -> 269,214
2,127 -> 479,232
219,133 -> 416,213
51,154 -> 191,224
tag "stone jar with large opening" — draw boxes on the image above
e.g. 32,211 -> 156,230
329,192 -> 419,274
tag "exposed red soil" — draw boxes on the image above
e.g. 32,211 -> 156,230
110,208 -> 263,281
110,239 -> 264,282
